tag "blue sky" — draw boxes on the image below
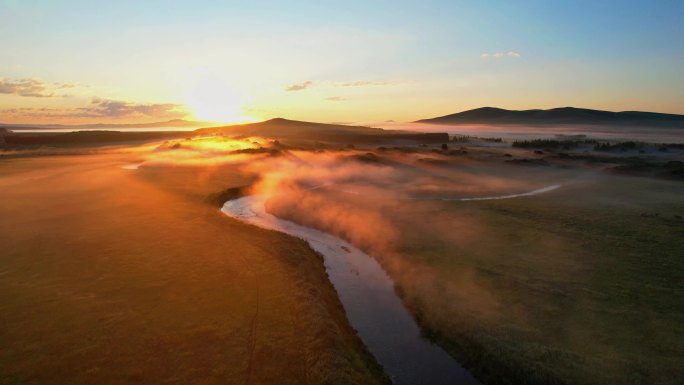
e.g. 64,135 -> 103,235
1,0 -> 683,123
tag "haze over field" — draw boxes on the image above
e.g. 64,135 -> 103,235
2,1 -> 684,385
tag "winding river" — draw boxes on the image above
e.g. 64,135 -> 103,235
222,196 -> 480,385
221,184 -> 560,384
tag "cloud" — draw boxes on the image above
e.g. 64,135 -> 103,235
340,80 -> 391,87
55,82 -> 78,89
87,97 -> 185,118
284,79 -> 394,92
481,51 -> 521,59
284,80 -> 314,91
324,96 -> 344,101
0,77 -> 78,98
1,98 -> 187,120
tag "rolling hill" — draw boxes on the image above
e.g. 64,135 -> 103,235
416,107 -> 684,127
196,118 -> 449,143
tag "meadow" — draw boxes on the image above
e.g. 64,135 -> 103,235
255,136 -> 684,385
0,149 -> 387,385
388,174 -> 684,384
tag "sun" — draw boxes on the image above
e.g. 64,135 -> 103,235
186,78 -> 253,123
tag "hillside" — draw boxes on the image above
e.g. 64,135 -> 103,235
196,118 -> 449,143
416,107 -> 684,127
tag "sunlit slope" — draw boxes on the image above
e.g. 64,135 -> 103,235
0,153 -> 387,385
197,118 -> 449,143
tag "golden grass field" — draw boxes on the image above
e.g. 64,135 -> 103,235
0,148 -> 386,385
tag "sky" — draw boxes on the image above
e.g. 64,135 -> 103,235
1,0 -> 683,125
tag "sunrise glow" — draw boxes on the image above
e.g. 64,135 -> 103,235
2,1 -> 682,127
185,76 -> 254,123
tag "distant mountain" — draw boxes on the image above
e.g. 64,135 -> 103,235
0,119 -> 215,130
416,107 -> 684,127
196,118 -> 448,143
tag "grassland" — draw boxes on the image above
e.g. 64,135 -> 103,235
0,150 -> 387,385
378,171 -> 684,385
2,129 -> 682,385
256,139 -> 684,385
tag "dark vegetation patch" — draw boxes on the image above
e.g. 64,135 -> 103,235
231,147 -> 282,156
594,141 -> 684,152
354,152 -> 380,162
376,146 -> 420,153
609,159 -> 684,180
505,158 -> 550,166
417,157 -> 450,166
447,149 -> 469,155
451,135 -> 504,143
205,185 -> 251,207
512,139 -> 597,149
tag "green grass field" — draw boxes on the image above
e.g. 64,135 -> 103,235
382,174 -> 684,384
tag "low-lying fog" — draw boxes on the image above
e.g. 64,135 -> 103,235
130,134 -> 684,384
373,122 -> 684,143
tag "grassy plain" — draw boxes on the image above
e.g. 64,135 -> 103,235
2,128 -> 682,385
261,140 -> 684,385
0,149 -> 386,385
385,174 -> 684,385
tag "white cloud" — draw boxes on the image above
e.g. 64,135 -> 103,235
481,51 -> 521,59
339,80 -> 391,87
284,79 -> 394,92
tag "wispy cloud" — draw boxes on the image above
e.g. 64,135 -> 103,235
339,80 -> 391,87
0,77 -> 79,98
481,51 -> 521,59
1,98 -> 187,120
284,80 -> 314,91
284,79 -> 394,92
324,96 -> 344,101
88,97 -> 185,118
